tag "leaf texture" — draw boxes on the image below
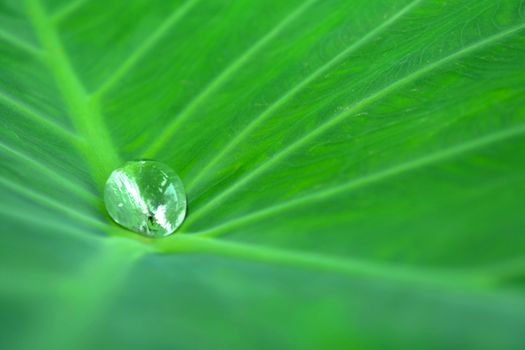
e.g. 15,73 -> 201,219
1,0 -> 525,349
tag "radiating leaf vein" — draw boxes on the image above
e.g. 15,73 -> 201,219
158,234 -> 501,290
0,141 -> 99,204
0,176 -> 104,229
0,26 -> 41,56
185,21 -> 525,227
91,0 -> 201,98
50,0 -> 89,23
0,89 -> 79,143
143,0 -> 318,157
184,0 -> 424,192
194,122 -> 525,236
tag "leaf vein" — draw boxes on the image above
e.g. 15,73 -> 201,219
0,89 -> 80,143
143,0 -> 318,157
0,176 -> 104,229
92,0 -> 201,98
185,21 -> 525,227
26,0 -> 121,188
157,234 -> 496,290
195,122 -> 525,236
50,0 -> 89,23
0,141 -> 99,204
0,26 -> 42,56
185,0 -> 424,192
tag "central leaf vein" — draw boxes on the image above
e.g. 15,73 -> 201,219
26,0 -> 121,189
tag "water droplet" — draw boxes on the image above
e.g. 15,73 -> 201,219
104,160 -> 187,238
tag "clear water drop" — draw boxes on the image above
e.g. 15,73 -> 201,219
104,160 -> 186,238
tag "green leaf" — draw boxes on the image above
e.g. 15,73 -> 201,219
1,0 -> 524,349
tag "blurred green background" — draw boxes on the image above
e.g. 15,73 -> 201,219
1,0 -> 525,349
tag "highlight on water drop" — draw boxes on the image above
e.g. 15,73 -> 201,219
104,160 -> 187,238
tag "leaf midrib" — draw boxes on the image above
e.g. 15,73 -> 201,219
26,0 -> 120,188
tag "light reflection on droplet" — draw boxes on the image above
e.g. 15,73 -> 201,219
104,160 -> 186,238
